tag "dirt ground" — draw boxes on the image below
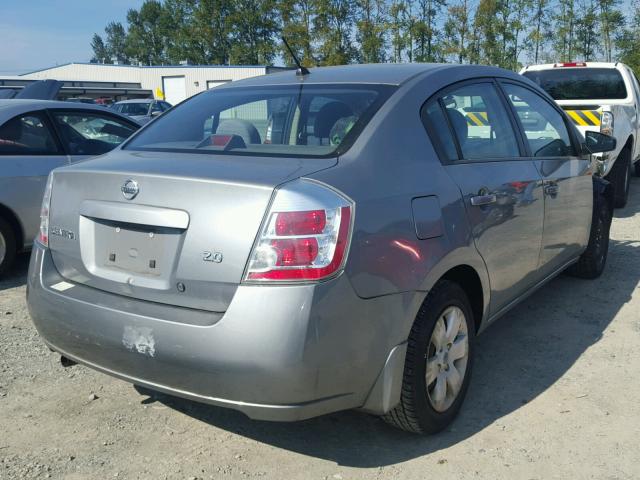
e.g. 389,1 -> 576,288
1,179 -> 639,480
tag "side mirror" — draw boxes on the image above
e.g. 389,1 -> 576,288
151,110 -> 162,117
582,130 -> 616,154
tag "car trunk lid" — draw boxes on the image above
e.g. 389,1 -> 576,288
48,150 -> 336,312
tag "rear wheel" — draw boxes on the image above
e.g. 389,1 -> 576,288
635,160 -> 640,177
566,198 -> 611,279
382,280 -> 474,434
0,217 -> 17,277
609,148 -> 631,208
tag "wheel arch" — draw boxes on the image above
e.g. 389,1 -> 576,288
439,265 -> 485,334
419,251 -> 490,334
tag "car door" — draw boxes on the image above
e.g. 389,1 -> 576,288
48,109 -> 139,163
0,111 -> 67,247
500,81 -> 592,274
423,80 -> 545,316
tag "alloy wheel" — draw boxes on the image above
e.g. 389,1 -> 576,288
426,306 -> 469,413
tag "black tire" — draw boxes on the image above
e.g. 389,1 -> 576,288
609,148 -> 631,208
382,280 -> 475,434
566,197 -> 611,279
635,160 -> 640,178
0,217 -> 17,277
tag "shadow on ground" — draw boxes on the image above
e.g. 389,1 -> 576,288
0,253 -> 30,292
137,178 -> 640,467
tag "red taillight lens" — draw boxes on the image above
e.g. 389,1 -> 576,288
555,62 -> 587,67
275,210 -> 326,236
272,238 -> 319,266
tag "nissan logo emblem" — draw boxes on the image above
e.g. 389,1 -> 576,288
121,179 -> 139,200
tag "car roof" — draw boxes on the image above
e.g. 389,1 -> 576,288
0,99 -> 140,124
213,63 -> 526,91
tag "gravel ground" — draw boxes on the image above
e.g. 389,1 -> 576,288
1,178 -> 639,480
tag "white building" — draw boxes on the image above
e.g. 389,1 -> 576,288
19,63 -> 288,105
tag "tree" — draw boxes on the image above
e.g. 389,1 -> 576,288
280,0 -> 316,66
554,0 -> 577,61
444,0 -> 473,63
228,0 -> 279,64
313,0 -> 357,65
389,0 -> 410,62
412,0 -> 447,62
473,0 -> 500,65
509,0 -> 532,69
617,0 -> 640,73
599,0 -> 624,61
125,1 -> 172,65
575,0 -> 599,60
90,34 -> 109,63
356,0 -> 388,63
527,0 -> 551,63
104,22 -> 129,64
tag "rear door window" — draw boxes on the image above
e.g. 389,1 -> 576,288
502,83 -> 576,157
0,112 -> 61,155
430,82 -> 521,161
52,111 -> 139,155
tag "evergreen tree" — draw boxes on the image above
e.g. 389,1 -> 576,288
90,34 -> 109,64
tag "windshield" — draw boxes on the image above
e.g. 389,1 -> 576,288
124,84 -> 395,157
523,68 -> 627,100
114,102 -> 151,116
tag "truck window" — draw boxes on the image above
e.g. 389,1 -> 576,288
523,68 -> 627,100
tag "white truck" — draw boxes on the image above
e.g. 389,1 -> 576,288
521,62 -> 640,208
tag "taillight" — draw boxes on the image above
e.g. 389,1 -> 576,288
601,111 -> 614,136
554,62 -> 587,67
38,173 -> 54,247
245,180 -> 353,282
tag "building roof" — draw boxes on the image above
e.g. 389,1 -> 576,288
20,62 -> 289,76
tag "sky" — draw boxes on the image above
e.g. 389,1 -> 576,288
0,0 -> 144,75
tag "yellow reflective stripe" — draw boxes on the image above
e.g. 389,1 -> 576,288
568,110 -> 588,126
466,112 -> 484,126
582,110 -> 601,125
479,112 -> 488,121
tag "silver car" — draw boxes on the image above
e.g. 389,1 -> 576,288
27,64 -> 615,434
0,100 -> 139,275
111,99 -> 172,124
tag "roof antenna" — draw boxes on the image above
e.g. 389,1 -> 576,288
282,37 -> 310,76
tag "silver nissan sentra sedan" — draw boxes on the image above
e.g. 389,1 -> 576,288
27,64 -> 615,434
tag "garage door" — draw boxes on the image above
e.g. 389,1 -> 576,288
162,76 -> 186,105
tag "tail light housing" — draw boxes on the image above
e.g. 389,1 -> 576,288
601,111 -> 614,136
244,180 -> 353,282
38,173 -> 54,247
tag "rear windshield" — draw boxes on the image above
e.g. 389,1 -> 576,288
114,103 -> 150,116
523,68 -> 627,100
124,84 -> 395,157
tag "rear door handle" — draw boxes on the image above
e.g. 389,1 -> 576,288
544,183 -> 559,197
470,194 -> 497,206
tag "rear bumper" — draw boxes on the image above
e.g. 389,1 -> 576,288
27,243 -> 415,421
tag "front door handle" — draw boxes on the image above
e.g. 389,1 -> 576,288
470,194 -> 497,206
